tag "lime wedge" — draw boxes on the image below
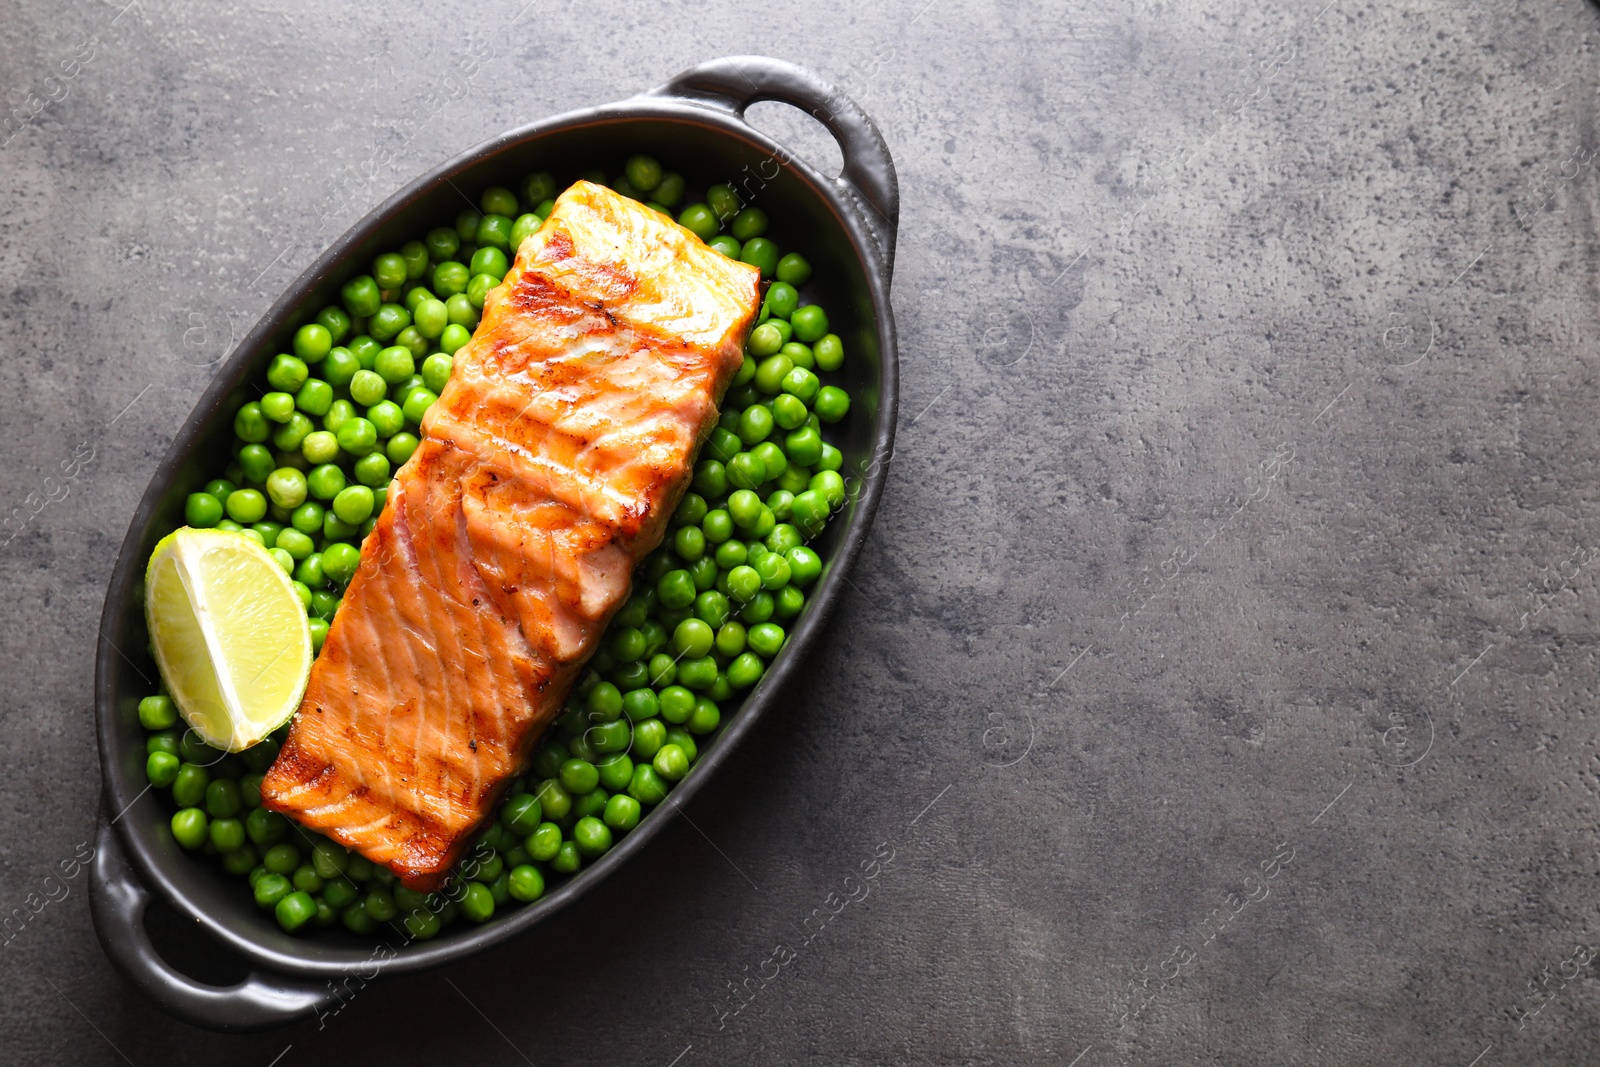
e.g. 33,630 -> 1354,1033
145,527 -> 312,752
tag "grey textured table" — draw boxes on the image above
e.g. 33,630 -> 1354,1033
5,0 -> 1600,1062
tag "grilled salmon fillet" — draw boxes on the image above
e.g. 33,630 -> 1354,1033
260,182 -> 761,890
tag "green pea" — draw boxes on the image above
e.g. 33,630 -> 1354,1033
775,585 -> 806,620
585,681 -> 622,722
451,206 -> 482,241
737,405 -> 774,447
571,816 -> 612,857
791,304 -> 830,343
688,698 -> 721,735
469,185 -> 514,219
418,352 -> 452,394
373,346 -> 415,385
655,568 -> 696,610
590,719 -> 633,754
572,785 -> 610,821
272,412 -> 314,452
811,470 -> 847,507
781,341 -> 815,370
451,880 -> 492,924
204,477 -> 238,499
332,485 -> 374,524
764,281 -> 799,319
594,792 -> 638,833
727,452 -> 767,491
617,154 -> 658,192
360,886 -> 396,922
262,468 -> 305,511
135,695 -> 176,734
653,744 -> 689,782
221,489 -> 264,525
780,366 -> 820,404
167,807 -> 207,849
315,305 -> 352,344
740,590 -> 774,624
221,845 -> 258,876
267,890 -> 315,932
310,840 -> 349,879
677,203 -> 718,241
647,654 -> 677,687
251,873 -> 292,912
440,323 -> 472,355
508,865 -> 546,903
593,750 -> 633,792
354,452 -> 391,488
260,392 -> 295,423
612,174 -> 642,199
776,252 -> 812,286
344,370 -> 383,409
495,793 -> 540,838
291,864 -> 324,894
369,303 -> 411,343
667,617 -> 711,658
293,324 -> 332,364
714,621 -> 747,658
785,426 -> 824,467
145,750 -> 179,787
754,353 -> 794,395
726,564 -> 762,603
534,198 -> 556,218
748,322 -> 784,358
813,333 -> 844,371
560,757 -> 600,795
467,273 -> 496,309
205,778 -> 242,818
814,385 -> 851,423
322,542 -> 361,585
432,261 -> 470,299
706,183 -> 741,220
402,388 -> 437,425
628,763 -> 668,805
525,822 -> 562,862
306,464 -> 346,501
470,245 -> 509,281
752,443 -> 787,482
147,730 -> 180,756
446,292 -> 479,328
652,171 -> 684,206
235,449 -> 271,488
784,546 -> 822,586
756,551 -> 792,590
731,207 -> 768,241
659,685 -> 695,724
549,840 -> 581,875
535,778 -> 572,822
423,227 -> 459,263
510,212 -> 541,249
728,651 -> 764,689
290,502 -> 324,537
816,443 -> 843,472
709,234 -> 742,258
373,253 -> 408,290
767,490 -> 795,523
341,275 -> 382,318
694,591 -> 730,630
405,299 -> 444,342
263,842 -> 301,875
293,380 -> 333,420
323,877 -> 358,909
234,402 -> 270,444
266,353 -> 309,393
387,432 -> 420,465
740,238 -> 780,278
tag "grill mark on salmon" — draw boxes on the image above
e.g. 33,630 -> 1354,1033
260,182 -> 761,890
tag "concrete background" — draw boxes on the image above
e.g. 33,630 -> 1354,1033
5,0 -> 1600,1062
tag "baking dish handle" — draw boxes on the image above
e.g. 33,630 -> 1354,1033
648,55 -> 899,274
89,818 -> 338,1032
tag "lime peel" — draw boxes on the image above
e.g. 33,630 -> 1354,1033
145,527 -> 312,752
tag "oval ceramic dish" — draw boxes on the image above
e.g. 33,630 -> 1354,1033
89,55 -> 898,1031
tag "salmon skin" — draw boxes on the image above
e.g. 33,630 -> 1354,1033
261,182 -> 761,890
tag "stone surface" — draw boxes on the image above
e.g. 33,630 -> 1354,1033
6,0 -> 1600,1062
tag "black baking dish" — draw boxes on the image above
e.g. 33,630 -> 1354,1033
89,55 -> 899,1031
